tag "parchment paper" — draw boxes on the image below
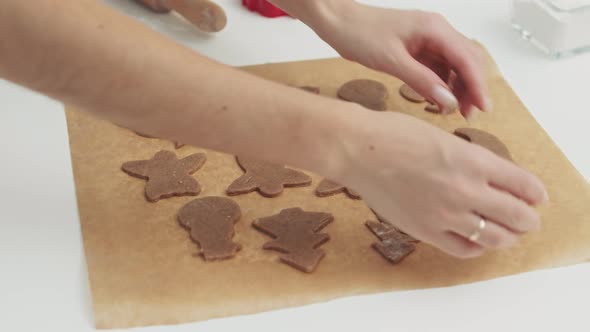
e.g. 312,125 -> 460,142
65,52 -> 590,329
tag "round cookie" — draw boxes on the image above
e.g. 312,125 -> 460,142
337,79 -> 388,111
454,128 -> 513,161
299,86 -> 320,94
399,84 -> 426,103
424,103 -> 442,114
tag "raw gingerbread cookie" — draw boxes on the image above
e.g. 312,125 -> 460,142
134,131 -> 155,139
299,86 -> 320,94
134,131 -> 185,150
122,150 -> 206,202
424,102 -> 456,114
399,84 -> 426,103
424,103 -> 443,114
253,208 -> 334,273
178,197 -> 241,261
315,179 -> 361,199
227,157 -> 312,197
373,211 -> 419,242
337,79 -> 388,111
454,128 -> 513,161
365,218 -> 418,264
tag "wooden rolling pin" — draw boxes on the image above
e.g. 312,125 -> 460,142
136,0 -> 227,32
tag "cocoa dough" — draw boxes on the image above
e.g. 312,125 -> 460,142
227,157 -> 312,197
365,219 -> 417,264
454,128 -> 513,161
134,131 -> 185,150
399,84 -> 426,103
315,179 -> 361,200
253,207 -> 334,273
122,150 -> 206,202
134,131 -> 155,138
299,86 -> 320,94
178,197 -> 242,261
425,103 -> 443,114
337,79 -> 388,111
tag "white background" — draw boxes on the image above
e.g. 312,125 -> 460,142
0,1 -> 589,331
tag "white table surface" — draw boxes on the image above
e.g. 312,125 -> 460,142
1,1 -> 589,331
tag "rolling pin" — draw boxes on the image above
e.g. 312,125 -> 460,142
135,0 -> 227,32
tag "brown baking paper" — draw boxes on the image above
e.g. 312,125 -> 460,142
65,52 -> 590,329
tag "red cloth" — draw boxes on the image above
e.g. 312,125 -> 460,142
242,0 -> 289,18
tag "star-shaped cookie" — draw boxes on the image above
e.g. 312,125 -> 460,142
122,150 -> 206,202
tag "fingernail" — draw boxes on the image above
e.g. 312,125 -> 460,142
465,106 -> 478,123
542,190 -> 550,204
483,97 -> 494,112
432,85 -> 458,112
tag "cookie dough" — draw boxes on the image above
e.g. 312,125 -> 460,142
122,150 -> 206,202
299,86 -> 320,94
315,179 -> 361,199
253,207 -> 334,273
337,79 -> 388,111
365,219 -> 417,264
227,157 -> 312,197
134,131 -> 185,150
134,131 -> 155,139
454,128 -> 513,161
424,103 -> 443,114
178,197 -> 242,261
399,84 -> 426,103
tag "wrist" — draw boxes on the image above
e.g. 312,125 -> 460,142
296,99 -> 369,185
269,0 -> 356,37
305,0 -> 357,38
319,110 -> 413,189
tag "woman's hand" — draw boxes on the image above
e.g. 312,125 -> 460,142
332,111 -> 548,258
306,2 -> 491,120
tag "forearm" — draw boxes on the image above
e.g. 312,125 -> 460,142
267,0 -> 353,33
0,0 -> 361,177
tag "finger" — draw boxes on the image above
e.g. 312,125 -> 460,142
415,53 -> 451,83
388,50 -> 459,114
484,157 -> 549,206
451,76 -> 478,121
451,214 -> 519,249
473,186 -> 541,233
425,231 -> 485,259
424,30 -> 491,113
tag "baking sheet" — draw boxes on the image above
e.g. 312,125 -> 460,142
65,52 -> 590,329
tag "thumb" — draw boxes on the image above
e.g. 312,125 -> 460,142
390,53 -> 458,114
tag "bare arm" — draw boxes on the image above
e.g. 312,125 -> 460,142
0,0 -> 355,176
0,0 -> 547,258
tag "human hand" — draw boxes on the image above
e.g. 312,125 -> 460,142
333,111 -> 548,258
314,3 -> 491,120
